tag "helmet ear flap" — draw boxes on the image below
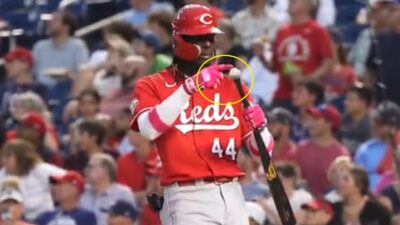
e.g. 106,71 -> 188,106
172,34 -> 201,61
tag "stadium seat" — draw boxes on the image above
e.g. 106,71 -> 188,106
0,0 -> 35,13
335,2 -> 364,26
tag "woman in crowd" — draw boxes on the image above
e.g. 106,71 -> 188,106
0,139 -> 66,221
8,92 -> 59,152
328,165 -> 391,225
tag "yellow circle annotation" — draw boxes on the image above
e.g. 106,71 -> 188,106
194,54 -> 255,106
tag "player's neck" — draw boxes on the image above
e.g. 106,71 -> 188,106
173,57 -> 199,78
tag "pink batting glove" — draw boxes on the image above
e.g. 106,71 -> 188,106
244,104 -> 267,130
183,64 -> 233,95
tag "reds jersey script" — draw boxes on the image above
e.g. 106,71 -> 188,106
130,66 -> 253,186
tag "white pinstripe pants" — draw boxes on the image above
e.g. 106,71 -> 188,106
160,180 -> 249,225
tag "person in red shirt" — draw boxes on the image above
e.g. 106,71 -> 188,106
267,107 -> 297,163
130,4 -> 274,225
272,0 -> 334,106
296,104 -> 349,196
117,131 -> 158,206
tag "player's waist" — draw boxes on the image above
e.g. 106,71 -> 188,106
163,175 -> 242,187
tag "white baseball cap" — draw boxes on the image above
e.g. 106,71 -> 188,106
0,187 -> 23,203
246,202 -> 266,225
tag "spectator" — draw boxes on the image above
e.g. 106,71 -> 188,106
106,200 -> 139,225
321,27 -> 357,110
110,108 -> 134,155
245,201 -> 266,225
355,101 -> 400,190
88,21 -> 140,73
15,112 -> 63,167
0,139 -> 66,221
133,31 -> 172,74
117,131 -> 158,205
8,92 -> 59,153
238,149 -> 268,201
231,0 -> 281,49
267,107 -> 297,163
215,18 -> 250,67
121,0 -> 174,28
0,176 -> 33,225
35,171 -> 97,225
272,0 -> 336,26
80,153 -> 136,225
65,119 -> 112,174
325,156 -> 353,203
258,161 -> 313,224
147,11 -> 174,56
99,55 -> 147,117
341,83 -> 373,155
366,4 -> 400,105
291,80 -> 325,142
0,47 -> 47,118
296,104 -> 349,196
329,166 -> 391,225
300,199 -> 333,225
272,0 -> 334,106
33,10 -> 89,93
349,0 -> 396,76
93,39 -> 134,97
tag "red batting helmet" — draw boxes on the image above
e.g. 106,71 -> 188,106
172,4 -> 222,61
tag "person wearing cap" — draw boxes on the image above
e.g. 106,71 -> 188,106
106,200 -> 138,225
300,199 -> 333,225
0,176 -> 33,225
132,31 -> 172,74
355,101 -> 400,190
268,107 -> 297,163
291,80 -> 325,142
296,104 -> 349,196
80,153 -> 136,225
35,171 -> 96,225
0,47 -> 47,120
341,83 -> 373,155
16,112 -> 64,167
245,201 -> 266,225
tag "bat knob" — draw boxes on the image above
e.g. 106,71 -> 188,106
228,68 -> 241,80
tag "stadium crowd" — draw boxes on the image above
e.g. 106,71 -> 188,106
0,0 -> 400,224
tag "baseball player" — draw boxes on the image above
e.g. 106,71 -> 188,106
130,4 -> 274,225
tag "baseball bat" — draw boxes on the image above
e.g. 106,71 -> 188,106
229,68 -> 296,225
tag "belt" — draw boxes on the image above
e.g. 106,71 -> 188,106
176,177 -> 238,187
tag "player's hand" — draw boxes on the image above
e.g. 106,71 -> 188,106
243,104 -> 266,130
183,64 -> 233,95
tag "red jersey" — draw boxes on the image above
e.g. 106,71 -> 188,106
273,20 -> 333,100
130,67 -> 253,186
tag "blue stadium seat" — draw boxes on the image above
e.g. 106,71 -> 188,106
2,10 -> 39,33
37,0 -> 62,13
0,0 -> 34,13
335,2 -> 364,26
339,23 -> 367,46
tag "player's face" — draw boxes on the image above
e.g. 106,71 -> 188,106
183,34 -> 216,66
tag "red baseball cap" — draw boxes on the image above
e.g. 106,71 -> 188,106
307,104 -> 341,130
50,171 -> 85,193
19,112 -> 47,137
4,47 -> 33,68
301,199 -> 333,215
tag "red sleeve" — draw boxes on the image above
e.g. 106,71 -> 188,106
130,78 -> 161,131
316,25 -> 334,59
117,156 -> 129,185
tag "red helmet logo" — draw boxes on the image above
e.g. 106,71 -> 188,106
199,13 -> 213,25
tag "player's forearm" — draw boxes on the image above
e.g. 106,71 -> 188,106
138,86 -> 190,140
244,128 -> 274,158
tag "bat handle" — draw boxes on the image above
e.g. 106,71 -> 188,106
233,79 -> 251,108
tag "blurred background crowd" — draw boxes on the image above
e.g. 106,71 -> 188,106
0,0 -> 399,224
